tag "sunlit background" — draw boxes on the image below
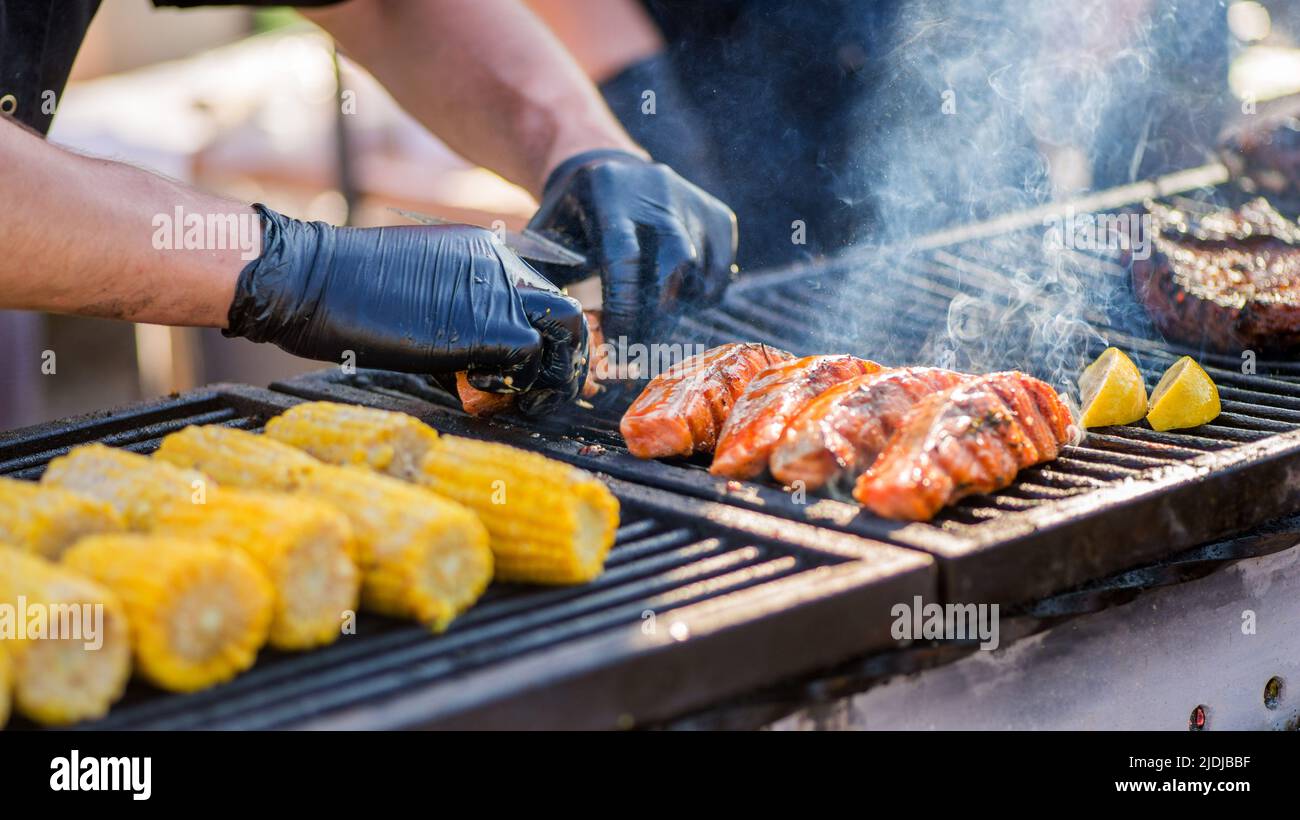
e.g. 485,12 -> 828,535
6,0 -> 1300,429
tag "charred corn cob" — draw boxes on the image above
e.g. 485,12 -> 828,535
266,401 -> 439,477
0,477 -> 125,559
263,402 -> 620,584
154,425 -> 491,630
62,534 -> 273,692
154,424 -> 318,490
42,444 -> 212,530
150,490 -> 360,650
417,436 -> 620,583
0,546 -> 131,724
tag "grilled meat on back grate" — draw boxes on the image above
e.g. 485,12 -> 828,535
1131,198 -> 1300,354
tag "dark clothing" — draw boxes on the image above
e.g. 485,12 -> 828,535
0,1 -> 101,134
605,0 -> 900,269
604,0 -> 1230,269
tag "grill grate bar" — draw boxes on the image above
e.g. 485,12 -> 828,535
996,484 -> 1092,501
1047,456 -> 1147,481
1056,445 -> 1181,470
1080,431 -> 1206,459
0,408 -> 246,475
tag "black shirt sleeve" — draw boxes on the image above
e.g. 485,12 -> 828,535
0,1 -> 101,134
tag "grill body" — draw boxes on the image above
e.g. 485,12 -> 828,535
0,385 -> 931,730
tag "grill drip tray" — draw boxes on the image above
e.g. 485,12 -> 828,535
0,385 -> 931,730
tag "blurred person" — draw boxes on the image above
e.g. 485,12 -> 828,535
0,0 -> 738,416
529,0 -> 1231,267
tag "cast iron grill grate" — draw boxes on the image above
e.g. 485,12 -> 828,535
0,385 -> 930,730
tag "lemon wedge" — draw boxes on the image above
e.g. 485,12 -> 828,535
1078,347 -> 1148,428
1146,356 -> 1221,432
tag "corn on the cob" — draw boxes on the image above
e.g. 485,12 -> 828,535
41,444 -> 212,530
262,401 -> 620,584
416,436 -> 620,584
0,545 -> 131,724
154,425 -> 491,630
154,424 -> 318,490
265,401 -> 439,477
149,490 -> 359,650
0,477 -> 125,560
62,534 -> 272,693
295,465 -> 492,629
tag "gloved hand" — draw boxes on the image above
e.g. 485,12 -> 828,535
227,204 -> 588,414
526,149 -> 738,341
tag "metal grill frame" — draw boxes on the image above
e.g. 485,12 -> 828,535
0,384 -> 933,730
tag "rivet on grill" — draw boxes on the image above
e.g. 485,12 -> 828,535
1264,676 -> 1283,710
1188,704 -> 1208,731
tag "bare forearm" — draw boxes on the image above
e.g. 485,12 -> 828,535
307,0 -> 645,197
0,120 -> 253,327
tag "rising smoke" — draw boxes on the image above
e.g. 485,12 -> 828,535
820,0 -> 1232,391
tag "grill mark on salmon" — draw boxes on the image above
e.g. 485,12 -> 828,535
769,367 -> 967,491
620,343 -> 794,459
852,372 -> 1073,521
710,354 -> 881,480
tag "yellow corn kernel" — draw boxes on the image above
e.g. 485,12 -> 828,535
41,444 -> 211,529
0,545 -> 131,724
62,534 -> 273,693
0,476 -> 125,559
153,425 -> 316,491
265,401 -> 439,477
149,490 -> 360,650
415,436 -> 620,584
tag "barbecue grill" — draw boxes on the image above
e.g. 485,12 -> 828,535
10,164 -> 1300,730
0,385 -> 931,730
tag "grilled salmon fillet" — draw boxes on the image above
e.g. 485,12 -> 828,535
770,367 -> 967,490
853,372 -> 1073,521
620,343 -> 793,459
710,354 -> 881,479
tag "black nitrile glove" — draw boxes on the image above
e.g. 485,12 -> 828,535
227,204 -> 587,414
526,149 -> 738,342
